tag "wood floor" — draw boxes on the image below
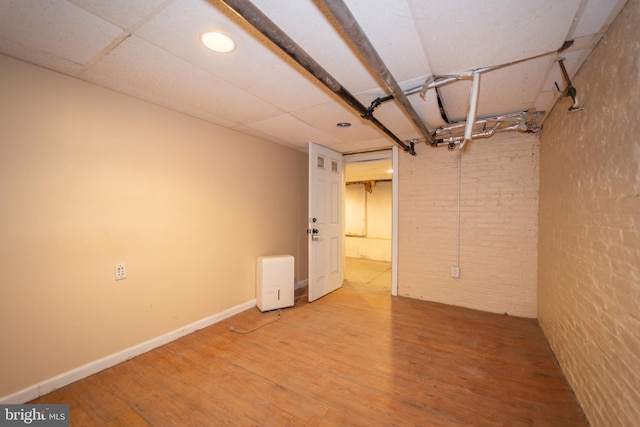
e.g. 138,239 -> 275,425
31,259 -> 588,426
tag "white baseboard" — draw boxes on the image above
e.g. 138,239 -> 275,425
0,299 -> 256,404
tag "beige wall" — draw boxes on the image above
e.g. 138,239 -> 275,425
538,0 -> 640,425
0,55 -> 308,398
398,132 -> 539,317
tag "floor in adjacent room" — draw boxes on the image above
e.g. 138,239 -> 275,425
30,257 -> 587,426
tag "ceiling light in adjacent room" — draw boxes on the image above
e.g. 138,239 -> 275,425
201,31 -> 235,53
386,169 -> 393,174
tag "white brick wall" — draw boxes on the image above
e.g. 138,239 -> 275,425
538,0 -> 640,425
398,132 -> 539,317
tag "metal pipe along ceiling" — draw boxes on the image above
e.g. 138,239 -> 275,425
219,0 -> 416,155
317,0 -> 435,147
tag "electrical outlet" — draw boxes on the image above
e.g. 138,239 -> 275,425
115,263 -> 127,281
451,266 -> 460,278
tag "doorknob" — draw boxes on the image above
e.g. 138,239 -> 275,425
311,228 -> 319,241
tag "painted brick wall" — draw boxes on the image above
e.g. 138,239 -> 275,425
398,132 -> 539,317
538,0 -> 640,425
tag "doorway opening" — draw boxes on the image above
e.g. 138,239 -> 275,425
343,149 -> 397,295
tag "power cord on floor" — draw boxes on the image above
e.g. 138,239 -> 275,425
229,309 -> 283,334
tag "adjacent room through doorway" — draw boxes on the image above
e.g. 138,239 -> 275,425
344,153 -> 393,294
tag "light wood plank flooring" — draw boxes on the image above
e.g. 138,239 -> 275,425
31,258 -> 587,426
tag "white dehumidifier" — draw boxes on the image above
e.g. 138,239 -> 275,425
256,255 -> 295,312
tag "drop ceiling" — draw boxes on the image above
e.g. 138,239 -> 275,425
0,0 -> 628,154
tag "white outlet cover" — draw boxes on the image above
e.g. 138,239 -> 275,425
451,266 -> 460,278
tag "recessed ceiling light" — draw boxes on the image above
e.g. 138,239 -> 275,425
201,31 -> 235,53
336,122 -> 352,127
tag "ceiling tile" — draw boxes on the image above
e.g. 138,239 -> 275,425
341,0 -> 433,81
244,113 -> 343,148
365,102 -> 421,137
0,0 -> 123,65
231,124 -> 307,151
409,0 -> 582,73
291,102 -> 383,143
82,35 -> 284,125
68,0 -> 168,29
250,0 -> 380,93
571,0 -> 628,38
533,91 -> 557,116
135,0 -> 336,112
0,36 -> 84,75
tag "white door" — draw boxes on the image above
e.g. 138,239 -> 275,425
308,142 -> 344,302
